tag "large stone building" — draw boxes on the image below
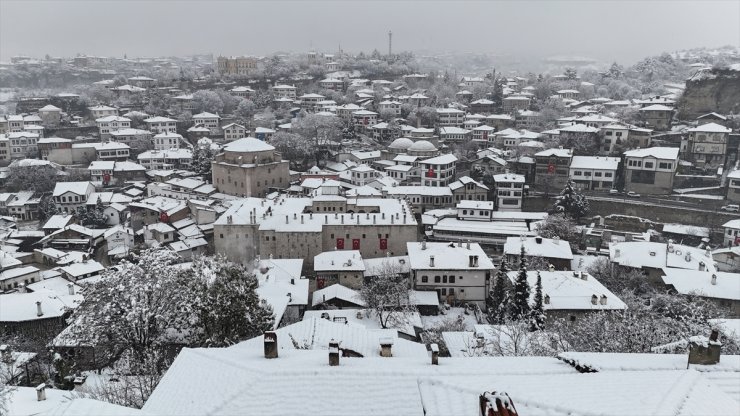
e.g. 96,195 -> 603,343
213,195 -> 418,270
217,56 -> 259,76
534,148 -> 572,192
211,137 -> 290,197
623,147 -> 679,195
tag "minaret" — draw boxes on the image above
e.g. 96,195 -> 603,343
388,30 -> 392,56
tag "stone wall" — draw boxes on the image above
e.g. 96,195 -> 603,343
678,68 -> 740,119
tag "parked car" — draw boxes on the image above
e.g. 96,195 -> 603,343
721,204 -> 740,212
609,189 -> 619,195
627,191 -> 641,198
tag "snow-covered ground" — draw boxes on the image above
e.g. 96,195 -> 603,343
673,193 -> 725,200
673,186 -> 721,194
421,307 -> 481,330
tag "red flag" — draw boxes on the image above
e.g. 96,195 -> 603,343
159,212 -> 169,223
379,238 -> 387,250
426,167 -> 435,178
352,239 -> 360,250
336,238 -> 344,249
547,163 -> 556,174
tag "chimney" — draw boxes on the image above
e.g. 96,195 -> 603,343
599,295 -> 607,305
422,241 -> 427,250
67,283 -> 74,295
614,249 -> 621,258
285,215 -> 289,224
479,392 -> 518,416
548,264 -> 555,272
0,345 -> 11,363
36,301 -> 43,317
264,331 -> 278,359
535,236 -> 543,244
36,383 -> 46,402
544,294 -> 550,304
468,255 -> 475,267
380,338 -> 394,357
591,295 -> 598,305
429,255 -> 435,267
329,340 -> 340,366
711,274 -> 717,285
685,252 -> 692,262
466,241 -> 471,250
301,215 -> 304,224
580,272 -> 587,280
458,241 -> 462,247
688,330 -> 721,365
431,343 -> 439,365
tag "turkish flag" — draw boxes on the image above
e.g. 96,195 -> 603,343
352,239 -> 361,250
336,238 -> 344,249
426,167 -> 435,178
547,163 -> 556,174
103,173 -> 111,185
482,131 -> 488,140
317,278 -> 325,289
735,237 -> 740,246
159,212 -> 169,223
379,238 -> 387,250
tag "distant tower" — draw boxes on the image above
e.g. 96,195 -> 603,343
388,30 -> 392,56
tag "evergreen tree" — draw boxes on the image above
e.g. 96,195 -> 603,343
530,271 -> 546,331
487,256 -> 509,324
553,180 -> 590,220
509,246 -> 531,321
37,194 -> 59,223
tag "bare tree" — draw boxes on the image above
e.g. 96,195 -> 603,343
361,261 -> 417,329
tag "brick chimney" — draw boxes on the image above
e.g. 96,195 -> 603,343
429,255 -> 435,267
479,391 -> 518,416
264,331 -> 278,359
688,330 -> 721,365
329,339 -> 340,366
36,301 -> 43,317
380,337 -> 394,357
0,344 -> 11,363
36,383 -> 46,402
431,343 -> 439,365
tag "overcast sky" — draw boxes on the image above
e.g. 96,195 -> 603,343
1,0 -> 738,64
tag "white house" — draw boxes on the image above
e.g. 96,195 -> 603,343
192,112 -> 220,133
436,108 -> 465,127
144,116 -> 178,134
88,105 -> 118,119
222,123 -> 247,141
569,156 -> 620,191
723,219 -> 740,247
272,84 -> 297,100
52,182 -> 95,214
493,173 -> 525,212
420,154 -> 457,187
95,115 -> 131,138
153,132 -> 185,150
407,241 -> 495,307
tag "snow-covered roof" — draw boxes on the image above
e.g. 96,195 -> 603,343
535,148 -> 572,158
144,116 -> 177,123
60,260 -> 105,278
223,137 -> 275,153
52,181 -> 93,197
506,270 -> 627,311
407,242 -> 494,270
662,223 -> 710,238
688,122 -> 731,133
42,214 -> 74,230
192,112 -> 220,119
503,236 -> 574,260
421,154 -> 457,165
660,269 -> 740,300
493,173 -> 525,183
38,104 -> 62,112
569,156 -> 620,171
141,343 -> 738,416
311,284 -> 366,307
0,289 -> 82,322
610,241 -> 716,273
95,115 -> 130,123
623,147 -> 679,160
314,250 -> 365,272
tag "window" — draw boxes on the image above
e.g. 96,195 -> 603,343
449,276 -> 455,283
434,276 -> 441,283
421,275 -> 428,283
220,234 -> 224,238
644,162 -> 654,169
443,276 -> 448,283
440,288 -> 447,296
605,172 -> 613,177
448,288 -> 455,295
